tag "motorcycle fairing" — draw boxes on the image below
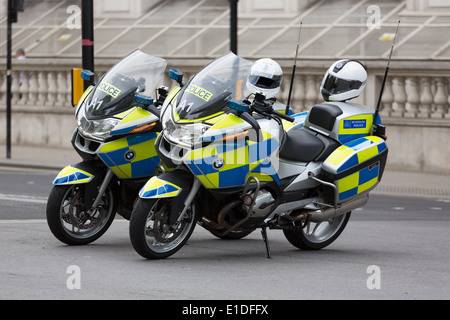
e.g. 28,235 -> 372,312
53,165 -> 94,185
200,113 -> 252,142
110,107 -> 159,135
322,135 -> 388,202
184,129 -> 280,189
97,131 -> 160,179
139,176 -> 181,198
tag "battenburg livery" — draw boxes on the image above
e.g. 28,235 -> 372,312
128,53 -> 389,260
47,50 -> 168,245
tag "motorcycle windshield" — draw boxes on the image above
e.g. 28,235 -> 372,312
85,50 -> 167,119
175,52 -> 253,120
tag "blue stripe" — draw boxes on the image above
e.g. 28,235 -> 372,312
98,153 -> 116,167
111,126 -> 137,135
165,184 -> 179,193
338,133 -> 368,144
185,162 -> 203,176
53,176 -> 68,184
377,142 -> 387,153
358,163 -> 379,185
344,137 -> 372,150
101,147 -> 129,166
130,156 -> 160,177
127,131 -> 157,146
339,187 -> 358,201
337,154 -> 359,173
186,155 -> 218,175
218,165 -> 249,187
140,188 -> 157,198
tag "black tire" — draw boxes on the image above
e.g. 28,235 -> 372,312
46,184 -> 117,245
283,212 -> 351,250
129,198 -> 197,260
208,229 -> 255,240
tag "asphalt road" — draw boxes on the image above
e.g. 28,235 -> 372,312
0,167 -> 449,301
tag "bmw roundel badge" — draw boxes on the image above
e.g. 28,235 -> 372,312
213,158 -> 224,170
124,150 -> 136,161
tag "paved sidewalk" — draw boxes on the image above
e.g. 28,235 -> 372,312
0,144 -> 449,199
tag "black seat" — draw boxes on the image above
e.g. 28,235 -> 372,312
280,127 -> 340,162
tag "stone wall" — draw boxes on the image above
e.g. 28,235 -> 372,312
0,58 -> 449,174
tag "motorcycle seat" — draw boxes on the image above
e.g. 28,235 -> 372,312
280,126 -> 340,163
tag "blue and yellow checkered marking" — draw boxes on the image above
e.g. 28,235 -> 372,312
324,136 -> 386,202
98,131 -> 159,179
139,176 -> 181,198
53,166 -> 94,185
184,135 -> 280,188
325,136 -> 386,174
337,163 -> 380,201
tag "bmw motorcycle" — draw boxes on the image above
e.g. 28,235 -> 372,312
47,50 -> 169,245
128,52 -> 388,259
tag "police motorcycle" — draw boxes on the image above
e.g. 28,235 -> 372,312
128,53 -> 388,259
46,50 -> 169,245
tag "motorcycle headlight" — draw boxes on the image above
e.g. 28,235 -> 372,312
162,105 -> 210,147
76,104 -> 120,141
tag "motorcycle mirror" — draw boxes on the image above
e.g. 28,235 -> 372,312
135,94 -> 153,106
228,100 -> 249,113
169,68 -> 184,86
81,69 -> 94,82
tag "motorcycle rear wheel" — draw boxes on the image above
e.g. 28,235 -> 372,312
283,212 -> 351,250
46,184 -> 117,245
129,198 -> 197,259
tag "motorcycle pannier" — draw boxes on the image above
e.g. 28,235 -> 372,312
321,136 -> 388,203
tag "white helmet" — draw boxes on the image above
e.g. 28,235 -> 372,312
247,58 -> 283,99
320,59 -> 367,102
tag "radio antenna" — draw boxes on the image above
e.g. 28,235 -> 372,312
372,20 -> 400,135
285,21 -> 302,116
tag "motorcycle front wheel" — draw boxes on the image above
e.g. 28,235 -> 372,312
283,212 -> 351,250
129,198 -> 197,260
46,184 -> 117,245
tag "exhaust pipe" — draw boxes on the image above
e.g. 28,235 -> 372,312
308,194 -> 369,222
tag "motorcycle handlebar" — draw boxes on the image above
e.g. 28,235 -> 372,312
271,109 -> 295,122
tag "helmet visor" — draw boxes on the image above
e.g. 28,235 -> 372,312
322,74 -> 363,94
248,74 -> 282,89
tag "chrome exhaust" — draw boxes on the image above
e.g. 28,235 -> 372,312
308,194 -> 369,222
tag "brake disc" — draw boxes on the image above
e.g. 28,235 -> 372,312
63,188 -> 101,230
152,206 -> 184,243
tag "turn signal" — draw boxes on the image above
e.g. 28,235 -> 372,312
130,122 -> 157,134
220,130 -> 249,142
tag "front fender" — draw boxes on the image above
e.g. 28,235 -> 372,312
139,170 -> 195,225
138,176 -> 182,199
53,161 -> 109,210
53,165 -> 94,185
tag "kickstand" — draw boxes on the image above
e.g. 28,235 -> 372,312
261,226 -> 272,259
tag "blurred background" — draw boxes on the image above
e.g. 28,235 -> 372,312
0,0 -> 449,174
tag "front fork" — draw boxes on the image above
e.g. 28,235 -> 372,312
175,178 -> 201,224
89,168 -> 114,212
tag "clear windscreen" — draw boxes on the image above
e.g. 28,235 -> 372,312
174,52 -> 253,120
85,50 -> 167,119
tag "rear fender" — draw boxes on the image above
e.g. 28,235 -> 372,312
139,170 -> 194,224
